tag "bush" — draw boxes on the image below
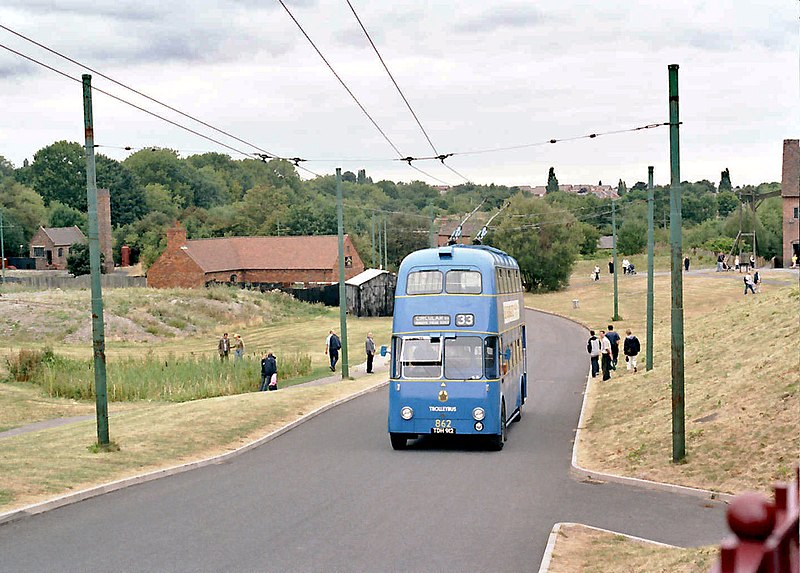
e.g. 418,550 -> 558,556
66,242 -> 106,276
6,348 -> 56,382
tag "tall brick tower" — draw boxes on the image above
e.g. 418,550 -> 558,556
97,188 -> 114,273
781,140 -> 800,265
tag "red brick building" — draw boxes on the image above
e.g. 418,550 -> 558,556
29,226 -> 86,270
146,223 -> 365,289
781,139 -> 799,265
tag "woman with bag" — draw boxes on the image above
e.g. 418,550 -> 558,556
260,351 -> 278,391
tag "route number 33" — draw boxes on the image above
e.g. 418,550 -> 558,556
455,313 -> 474,327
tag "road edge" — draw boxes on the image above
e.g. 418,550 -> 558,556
0,377 -> 389,527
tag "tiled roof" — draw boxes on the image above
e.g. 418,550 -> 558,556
181,235 -> 351,273
42,226 -> 86,246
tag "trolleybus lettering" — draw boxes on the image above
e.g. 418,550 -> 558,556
429,406 -> 457,412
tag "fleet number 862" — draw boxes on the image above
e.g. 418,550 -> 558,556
434,419 -> 452,428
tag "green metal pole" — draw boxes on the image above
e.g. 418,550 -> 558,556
646,166 -> 655,372
0,209 -> 5,285
611,199 -> 620,321
429,214 -> 436,248
335,168 -> 349,379
668,64 -> 685,462
383,218 -> 388,270
377,218 -> 383,269
371,215 -> 376,268
82,74 -> 110,447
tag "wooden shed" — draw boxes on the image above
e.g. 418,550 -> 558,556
345,269 -> 396,317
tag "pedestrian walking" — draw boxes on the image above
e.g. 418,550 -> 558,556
593,265 -> 600,281
365,332 -> 376,374
608,259 -> 614,275
234,334 -> 244,360
218,332 -> 230,361
622,258 -> 630,275
587,330 -> 601,378
743,272 -> 756,295
734,255 -> 740,272
605,324 -> 620,370
325,330 -> 342,372
260,351 -> 278,391
623,329 -> 641,373
599,330 -> 612,381
716,252 -> 724,272
792,253 -> 798,268
683,256 -> 690,271
753,270 -> 761,293
749,254 -> 756,269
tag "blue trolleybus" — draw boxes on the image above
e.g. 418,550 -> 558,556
387,244 -> 527,450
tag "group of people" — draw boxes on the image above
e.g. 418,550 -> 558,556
587,325 -> 640,381
217,332 -> 278,391
325,330 -> 377,374
716,252 -> 756,273
217,332 -> 245,361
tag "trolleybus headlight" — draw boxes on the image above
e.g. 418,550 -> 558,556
472,407 -> 485,421
474,421 -> 484,431
400,406 -> 414,420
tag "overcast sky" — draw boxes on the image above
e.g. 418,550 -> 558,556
0,0 -> 797,187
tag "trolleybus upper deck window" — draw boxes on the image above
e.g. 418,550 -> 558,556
445,270 -> 482,294
407,270 -> 443,295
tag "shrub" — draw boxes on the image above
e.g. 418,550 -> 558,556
6,348 -> 56,382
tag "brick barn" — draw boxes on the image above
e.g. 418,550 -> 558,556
146,223 -> 365,289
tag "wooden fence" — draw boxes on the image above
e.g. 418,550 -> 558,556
5,275 -> 146,289
710,465 -> 799,573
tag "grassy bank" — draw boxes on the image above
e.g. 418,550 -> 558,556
526,269 -> 799,494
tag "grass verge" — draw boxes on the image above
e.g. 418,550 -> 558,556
0,376 -> 385,513
547,524 -> 716,573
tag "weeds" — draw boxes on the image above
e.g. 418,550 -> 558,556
17,350 -> 313,402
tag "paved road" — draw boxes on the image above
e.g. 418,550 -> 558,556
0,310 -> 726,572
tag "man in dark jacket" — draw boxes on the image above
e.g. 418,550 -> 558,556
623,329 -> 641,373
260,351 -> 277,391
325,330 -> 341,372
605,325 -> 621,369
365,332 -> 376,374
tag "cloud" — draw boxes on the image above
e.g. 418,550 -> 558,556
454,5 -> 549,33
2,0 -> 168,22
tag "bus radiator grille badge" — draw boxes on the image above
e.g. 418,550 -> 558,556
438,390 -> 448,402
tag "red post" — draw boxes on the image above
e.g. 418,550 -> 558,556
121,245 -> 130,267
710,465 -> 799,573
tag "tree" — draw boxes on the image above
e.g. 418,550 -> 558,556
488,195 -> 578,292
66,242 -> 105,276
617,179 -> 627,196
0,177 -> 47,252
717,191 -> 738,218
617,219 -> 647,255
342,171 -> 357,183
0,156 -> 14,178
719,168 -> 732,192
575,222 -> 599,256
631,181 -> 648,192
30,141 -> 86,209
357,169 -> 366,185
96,154 -> 146,226
546,167 -> 559,194
48,201 -> 87,229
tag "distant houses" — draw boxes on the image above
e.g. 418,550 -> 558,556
29,226 -> 86,270
526,184 -> 619,200
147,222 -> 365,289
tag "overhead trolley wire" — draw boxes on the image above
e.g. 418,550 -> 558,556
345,0 -> 471,184
0,26 -> 324,177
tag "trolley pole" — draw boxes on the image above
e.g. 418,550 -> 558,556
371,215 -> 376,268
611,199 -> 621,321
383,218 -> 388,270
82,74 -> 110,448
668,64 -> 685,462
335,168 -> 349,379
646,166 -> 654,371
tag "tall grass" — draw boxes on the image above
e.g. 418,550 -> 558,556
5,350 -> 313,402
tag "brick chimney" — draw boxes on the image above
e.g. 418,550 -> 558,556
165,221 -> 187,251
96,188 -> 114,272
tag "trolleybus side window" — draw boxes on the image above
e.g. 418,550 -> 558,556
444,337 -> 483,380
484,336 -> 498,379
445,270 -> 482,294
400,337 -> 442,378
407,270 -> 443,295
